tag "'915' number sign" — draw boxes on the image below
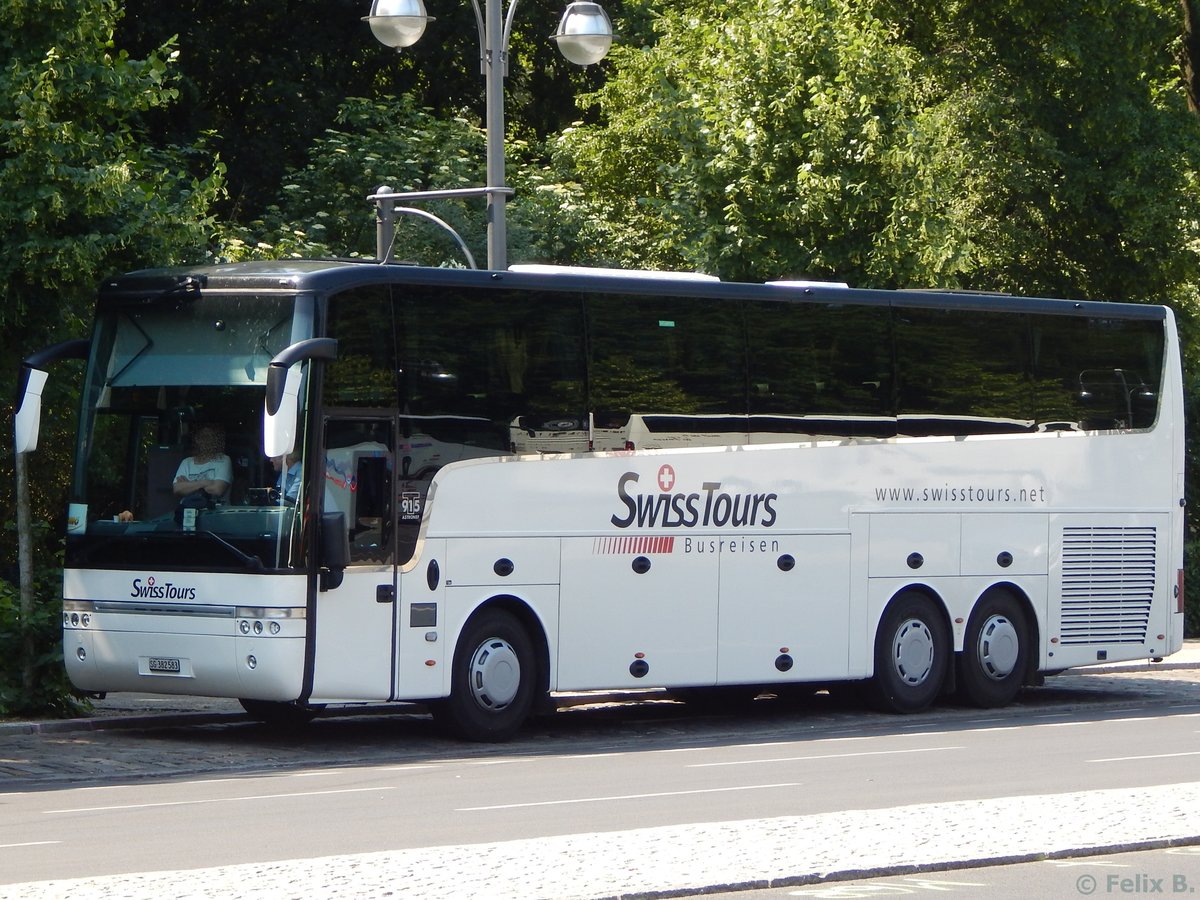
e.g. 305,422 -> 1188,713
400,491 -> 422,522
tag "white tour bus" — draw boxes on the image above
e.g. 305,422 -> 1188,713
16,262 -> 1185,740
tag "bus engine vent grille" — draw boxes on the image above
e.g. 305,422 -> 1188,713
1059,525 -> 1156,645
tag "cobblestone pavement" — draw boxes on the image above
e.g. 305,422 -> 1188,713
2,650 -> 1198,899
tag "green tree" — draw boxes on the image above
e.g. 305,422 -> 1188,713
224,95 -> 489,266
550,0 -> 1200,299
225,94 -> 567,268
0,0 -> 223,715
116,0 -> 635,222
546,0 -> 927,279
875,0 -> 1200,303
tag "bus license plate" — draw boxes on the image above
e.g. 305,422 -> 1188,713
148,657 -> 181,674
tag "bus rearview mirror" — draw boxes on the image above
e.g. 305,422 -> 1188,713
14,368 -> 48,453
14,338 -> 89,454
264,366 -> 302,458
263,338 -> 338,458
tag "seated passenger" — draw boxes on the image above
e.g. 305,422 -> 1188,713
173,425 -> 232,503
272,451 -> 302,503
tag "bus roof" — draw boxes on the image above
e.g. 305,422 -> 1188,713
95,260 -> 1166,321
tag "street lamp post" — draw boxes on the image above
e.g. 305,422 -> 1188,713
365,0 -> 613,270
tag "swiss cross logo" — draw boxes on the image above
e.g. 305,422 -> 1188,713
657,464 -> 676,492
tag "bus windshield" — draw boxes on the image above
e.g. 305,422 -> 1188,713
65,292 -> 311,571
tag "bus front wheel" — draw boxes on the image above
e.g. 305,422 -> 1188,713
868,592 -> 949,713
436,609 -> 535,742
957,594 -> 1030,708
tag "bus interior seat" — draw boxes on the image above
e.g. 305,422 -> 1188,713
144,446 -> 188,519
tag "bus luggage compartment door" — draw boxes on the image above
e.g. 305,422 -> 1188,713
557,536 -> 718,690
717,533 -> 851,683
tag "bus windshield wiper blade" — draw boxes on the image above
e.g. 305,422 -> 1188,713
190,528 -> 264,571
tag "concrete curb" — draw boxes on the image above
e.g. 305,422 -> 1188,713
616,837 -> 1200,899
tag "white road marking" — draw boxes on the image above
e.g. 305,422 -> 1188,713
687,746 -> 962,767
1088,751 -> 1200,762
457,782 -> 802,811
0,841 -> 60,850
44,786 -> 396,814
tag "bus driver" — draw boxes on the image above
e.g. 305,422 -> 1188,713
173,425 -> 232,503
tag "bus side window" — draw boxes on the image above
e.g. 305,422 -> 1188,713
1032,316 -> 1164,431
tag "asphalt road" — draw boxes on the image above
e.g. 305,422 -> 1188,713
1,663 -> 1199,897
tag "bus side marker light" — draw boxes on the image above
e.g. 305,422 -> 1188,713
632,556 -> 651,574
907,552 -> 924,570
777,554 -> 795,572
493,558 -> 514,577
775,654 -> 793,672
629,659 -> 649,678
425,660 -> 437,667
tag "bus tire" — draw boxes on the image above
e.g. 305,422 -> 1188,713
437,609 -> 535,742
239,698 -> 318,728
868,591 -> 949,714
958,593 -> 1030,708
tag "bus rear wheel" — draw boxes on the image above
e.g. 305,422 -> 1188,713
436,609 -> 535,742
868,592 -> 949,713
958,594 -> 1030,708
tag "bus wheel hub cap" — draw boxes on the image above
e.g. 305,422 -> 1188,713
469,638 -> 520,710
893,618 -> 934,685
978,616 -> 1019,680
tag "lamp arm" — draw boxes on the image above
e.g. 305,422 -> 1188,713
471,0 -> 485,73
503,0 -> 520,61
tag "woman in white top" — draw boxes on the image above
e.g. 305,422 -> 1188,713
173,425 -> 233,502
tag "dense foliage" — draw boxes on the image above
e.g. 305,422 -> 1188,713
114,0 -> 630,220
553,0 -> 1200,296
0,0 -> 222,714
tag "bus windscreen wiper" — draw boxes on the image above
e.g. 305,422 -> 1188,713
188,528 -> 264,571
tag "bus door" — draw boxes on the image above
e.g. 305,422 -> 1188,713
310,415 -> 399,701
